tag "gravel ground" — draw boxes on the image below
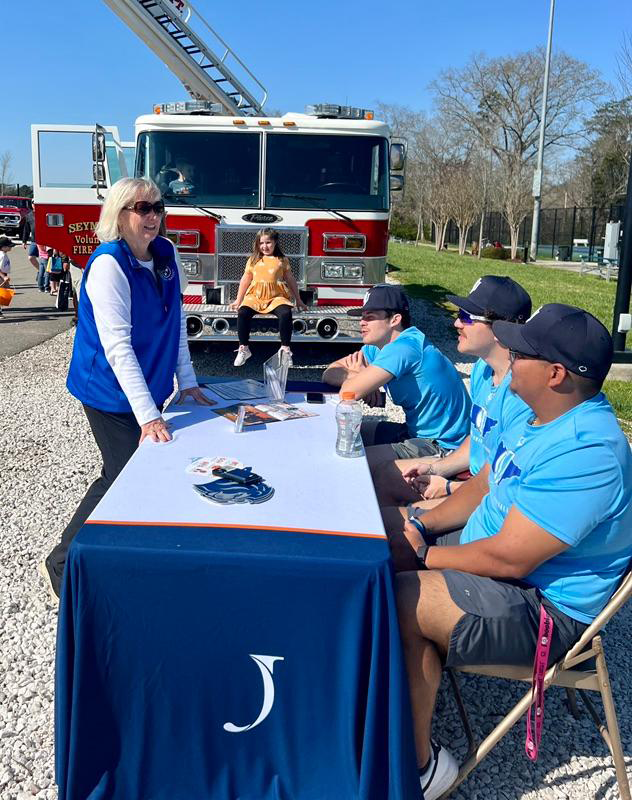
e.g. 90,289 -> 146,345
1,294 -> 630,800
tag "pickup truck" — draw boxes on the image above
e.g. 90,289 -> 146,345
0,196 -> 32,238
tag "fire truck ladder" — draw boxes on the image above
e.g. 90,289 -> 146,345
102,0 -> 267,115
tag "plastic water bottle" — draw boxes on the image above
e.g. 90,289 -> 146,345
335,392 -> 364,458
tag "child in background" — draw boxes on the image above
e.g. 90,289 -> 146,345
229,228 -> 307,367
47,249 -> 64,296
56,257 -> 73,312
0,236 -> 14,317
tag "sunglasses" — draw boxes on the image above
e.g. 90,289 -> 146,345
457,309 -> 491,325
508,349 -> 546,365
124,200 -> 165,216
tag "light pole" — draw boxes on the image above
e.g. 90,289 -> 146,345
529,0 -> 556,262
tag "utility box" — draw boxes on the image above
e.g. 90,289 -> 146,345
604,221 -> 621,261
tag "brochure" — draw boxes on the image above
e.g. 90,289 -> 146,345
213,402 -> 317,426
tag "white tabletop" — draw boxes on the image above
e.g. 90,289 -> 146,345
89,390 -> 386,540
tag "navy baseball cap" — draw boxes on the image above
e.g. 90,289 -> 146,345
347,283 -> 410,316
492,304 -> 614,382
447,276 -> 532,322
0,237 -> 15,249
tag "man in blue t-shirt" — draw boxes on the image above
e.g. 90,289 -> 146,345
374,276 -> 532,508
390,304 -> 632,800
322,284 -> 471,466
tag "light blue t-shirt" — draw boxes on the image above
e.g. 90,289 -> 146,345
362,327 -> 471,450
461,393 -> 632,623
469,360 -> 531,474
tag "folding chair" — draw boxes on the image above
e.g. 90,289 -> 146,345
441,569 -> 632,800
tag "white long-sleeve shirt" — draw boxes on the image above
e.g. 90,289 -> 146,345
84,244 -> 197,425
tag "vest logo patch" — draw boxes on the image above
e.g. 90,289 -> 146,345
157,265 -> 175,280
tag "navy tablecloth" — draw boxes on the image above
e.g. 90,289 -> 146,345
55,523 -> 419,800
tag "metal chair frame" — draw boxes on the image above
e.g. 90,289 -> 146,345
440,570 -> 632,800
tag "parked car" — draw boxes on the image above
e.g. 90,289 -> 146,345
0,196 -> 32,238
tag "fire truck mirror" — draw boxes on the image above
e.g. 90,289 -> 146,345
92,132 -> 106,164
390,143 -> 406,171
390,174 -> 404,192
93,164 -> 106,184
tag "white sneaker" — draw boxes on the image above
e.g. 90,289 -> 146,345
419,741 -> 458,800
279,347 -> 293,367
233,346 -> 252,367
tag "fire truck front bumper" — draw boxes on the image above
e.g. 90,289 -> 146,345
182,305 -> 362,343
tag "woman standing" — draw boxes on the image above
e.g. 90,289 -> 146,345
40,177 -> 213,600
229,228 -> 307,367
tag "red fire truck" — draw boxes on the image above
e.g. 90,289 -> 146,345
31,0 -> 404,342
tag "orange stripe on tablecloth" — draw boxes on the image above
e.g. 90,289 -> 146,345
85,519 -> 385,540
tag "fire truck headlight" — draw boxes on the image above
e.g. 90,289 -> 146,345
343,264 -> 364,279
322,263 -> 344,279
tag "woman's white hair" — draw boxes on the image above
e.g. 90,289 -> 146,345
95,177 -> 161,243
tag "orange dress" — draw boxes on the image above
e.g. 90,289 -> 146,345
240,256 -> 293,313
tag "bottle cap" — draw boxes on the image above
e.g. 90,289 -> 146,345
341,391 -> 356,400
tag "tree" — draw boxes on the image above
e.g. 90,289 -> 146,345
0,151 -> 14,195
444,159 -> 483,255
432,49 -> 605,256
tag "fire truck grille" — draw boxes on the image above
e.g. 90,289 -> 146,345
216,225 -> 307,291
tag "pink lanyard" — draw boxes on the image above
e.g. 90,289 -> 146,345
525,605 -> 553,761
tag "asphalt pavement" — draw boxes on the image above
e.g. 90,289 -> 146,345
0,242 -> 75,360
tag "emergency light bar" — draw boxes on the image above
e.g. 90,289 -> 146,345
153,100 -> 223,115
306,104 -> 374,120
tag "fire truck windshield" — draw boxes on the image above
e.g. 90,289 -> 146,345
136,131 -> 260,207
265,134 -> 389,212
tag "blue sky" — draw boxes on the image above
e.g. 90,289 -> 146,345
4,0 -> 631,184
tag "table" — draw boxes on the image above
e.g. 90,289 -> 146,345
55,383 -> 419,800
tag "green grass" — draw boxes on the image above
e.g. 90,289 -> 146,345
603,381 -> 632,437
387,241 -> 621,335
387,241 -> 631,432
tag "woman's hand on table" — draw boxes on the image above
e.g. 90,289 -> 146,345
176,387 -> 217,406
139,416 -> 172,444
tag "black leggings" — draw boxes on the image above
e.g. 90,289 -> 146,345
46,404 -> 142,596
237,304 -> 293,346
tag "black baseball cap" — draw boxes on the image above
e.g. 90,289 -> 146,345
347,283 -> 410,316
0,237 -> 15,249
447,276 -> 532,322
492,304 -> 614,382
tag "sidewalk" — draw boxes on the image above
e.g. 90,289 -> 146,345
0,243 -> 75,360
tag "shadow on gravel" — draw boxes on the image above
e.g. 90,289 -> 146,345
0,313 -> 73,324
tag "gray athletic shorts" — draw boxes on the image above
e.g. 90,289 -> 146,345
426,530 -> 588,668
372,420 -> 450,459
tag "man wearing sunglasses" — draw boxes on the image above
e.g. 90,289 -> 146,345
391,304 -> 632,800
374,276 -> 532,510
322,284 -> 471,462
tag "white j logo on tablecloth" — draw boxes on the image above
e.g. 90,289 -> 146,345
223,654 -> 284,733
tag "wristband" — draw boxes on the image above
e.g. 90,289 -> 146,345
445,480 -> 452,496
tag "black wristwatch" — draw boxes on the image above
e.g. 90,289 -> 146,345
415,543 -> 430,571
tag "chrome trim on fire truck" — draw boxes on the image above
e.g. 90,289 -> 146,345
305,255 -> 386,285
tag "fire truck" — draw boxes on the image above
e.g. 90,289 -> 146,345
31,0 -> 405,342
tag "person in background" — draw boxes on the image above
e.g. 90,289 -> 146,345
323,284 -> 471,467
40,177 -> 214,601
36,244 -> 52,293
47,249 -> 64,296
0,236 -> 14,318
374,276 -> 532,510
22,202 -> 40,271
229,228 -> 307,367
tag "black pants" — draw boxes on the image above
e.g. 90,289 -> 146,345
46,404 -> 141,597
237,304 -> 293,346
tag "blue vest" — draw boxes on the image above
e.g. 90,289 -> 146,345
67,237 -> 182,413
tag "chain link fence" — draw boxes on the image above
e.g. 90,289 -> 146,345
441,205 -> 625,261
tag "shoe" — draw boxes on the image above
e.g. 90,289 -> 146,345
233,346 -> 252,367
419,741 -> 458,800
38,560 -> 60,607
279,347 -> 293,367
